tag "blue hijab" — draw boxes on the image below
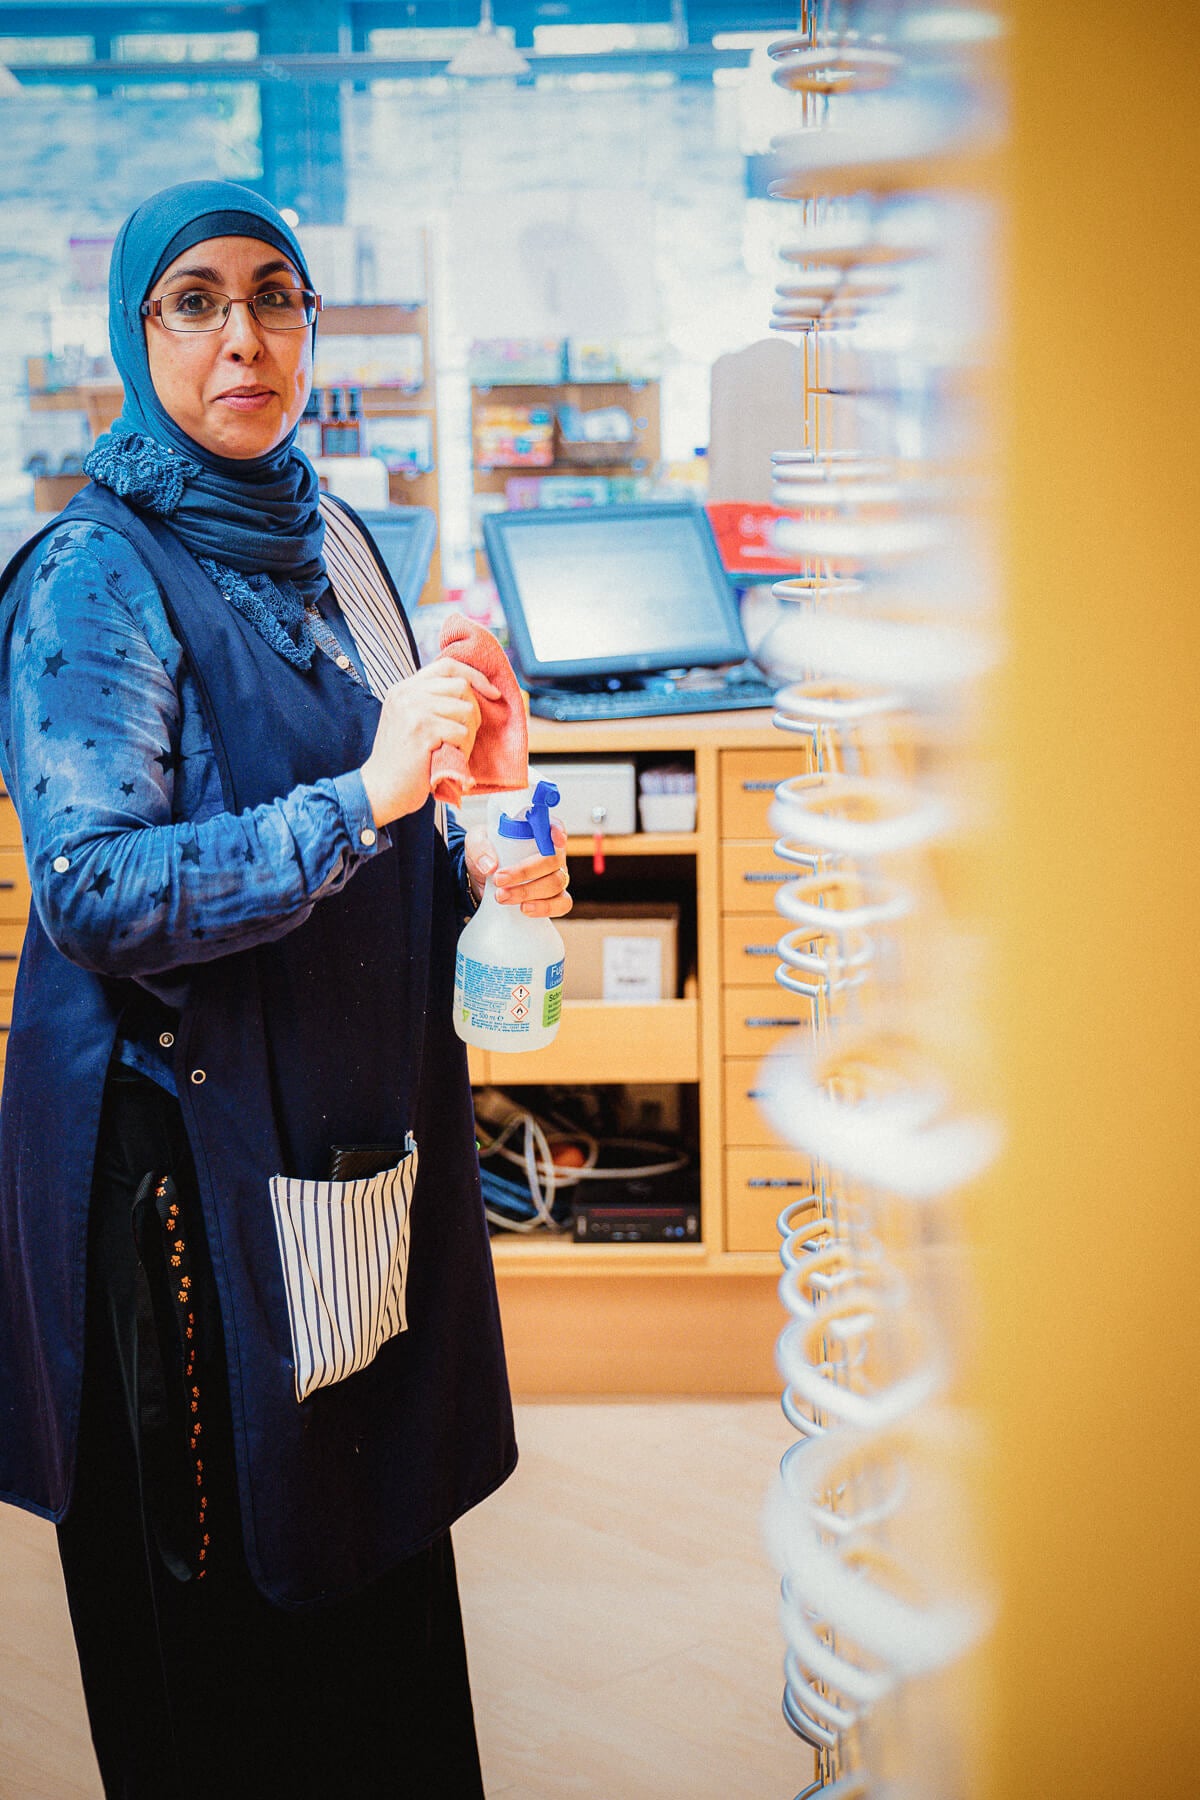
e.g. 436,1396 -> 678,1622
84,180 -> 326,665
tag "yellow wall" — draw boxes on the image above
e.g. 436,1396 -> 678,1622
988,2 -> 1200,1791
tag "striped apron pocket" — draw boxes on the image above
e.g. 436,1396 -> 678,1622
268,1134 -> 418,1403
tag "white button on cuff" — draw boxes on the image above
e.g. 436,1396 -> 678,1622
359,827 -> 377,848
159,1031 -> 175,1049
336,654 -> 352,670
52,855 -> 70,874
190,1069 -> 206,1085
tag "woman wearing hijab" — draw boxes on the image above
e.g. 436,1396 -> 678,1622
0,180 -> 570,1798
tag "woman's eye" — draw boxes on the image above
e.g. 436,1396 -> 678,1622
257,289 -> 298,313
172,290 -> 220,318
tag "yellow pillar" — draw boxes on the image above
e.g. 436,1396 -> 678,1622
988,2 -> 1200,1792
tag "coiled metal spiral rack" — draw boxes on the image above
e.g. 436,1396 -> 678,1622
754,4 -> 1004,1794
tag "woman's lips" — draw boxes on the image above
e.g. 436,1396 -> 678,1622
217,388 -> 275,412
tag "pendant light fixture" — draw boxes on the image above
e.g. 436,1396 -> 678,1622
446,0 -> 530,79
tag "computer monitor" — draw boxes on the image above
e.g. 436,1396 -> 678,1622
351,506 -> 438,613
482,502 -> 748,685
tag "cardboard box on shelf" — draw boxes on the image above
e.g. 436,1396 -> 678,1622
557,903 -> 679,1003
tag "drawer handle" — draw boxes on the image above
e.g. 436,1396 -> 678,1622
741,871 -> 789,884
0,882 -> 14,892
740,780 -> 779,792
741,944 -> 777,956
744,1016 -> 802,1030
747,1177 -> 809,1188
0,953 -> 16,962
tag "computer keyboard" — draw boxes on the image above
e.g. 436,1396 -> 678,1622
528,681 -> 778,721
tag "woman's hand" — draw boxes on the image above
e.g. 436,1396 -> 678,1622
359,658 -> 500,828
464,822 -> 573,918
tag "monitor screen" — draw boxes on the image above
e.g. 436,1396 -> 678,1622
352,507 -> 437,612
482,503 -> 748,682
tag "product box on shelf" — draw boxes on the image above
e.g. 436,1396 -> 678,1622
365,414 -> 435,474
503,475 -> 649,509
468,338 -> 565,384
474,404 -> 555,469
556,903 -> 680,1003
313,333 -> 424,391
564,337 -> 663,382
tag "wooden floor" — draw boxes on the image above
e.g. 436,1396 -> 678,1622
0,1400 -> 812,1800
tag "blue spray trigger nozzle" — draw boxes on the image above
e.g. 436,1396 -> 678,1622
496,780 -> 560,857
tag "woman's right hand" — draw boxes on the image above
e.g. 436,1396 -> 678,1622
359,657 -> 501,828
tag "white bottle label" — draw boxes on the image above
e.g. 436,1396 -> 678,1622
543,958 -> 564,1028
457,951 -> 537,1035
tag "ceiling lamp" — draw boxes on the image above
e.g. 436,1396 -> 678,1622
446,1 -> 531,78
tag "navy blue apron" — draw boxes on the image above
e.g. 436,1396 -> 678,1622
0,486 -> 515,1607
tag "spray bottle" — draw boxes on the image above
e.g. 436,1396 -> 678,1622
454,780 -> 565,1053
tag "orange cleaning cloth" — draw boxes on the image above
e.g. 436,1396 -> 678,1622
429,613 -> 528,807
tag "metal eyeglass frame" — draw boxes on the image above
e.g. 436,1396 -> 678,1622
139,290 -> 323,332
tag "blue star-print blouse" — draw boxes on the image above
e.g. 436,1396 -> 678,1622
0,519 -> 466,1094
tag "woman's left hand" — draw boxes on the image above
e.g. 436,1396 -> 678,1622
464,822 -> 572,918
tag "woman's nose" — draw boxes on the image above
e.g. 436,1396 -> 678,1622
223,299 -> 265,357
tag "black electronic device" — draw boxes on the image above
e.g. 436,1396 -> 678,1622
350,506 -> 438,613
482,502 -> 776,719
571,1200 -> 700,1243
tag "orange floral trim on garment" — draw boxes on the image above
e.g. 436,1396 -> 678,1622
159,1179 -> 210,1579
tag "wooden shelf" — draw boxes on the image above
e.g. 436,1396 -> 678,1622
528,711 -> 777,754
470,377 -> 662,579
470,377 -> 655,392
478,996 -> 698,1086
318,303 -> 425,333
308,251 -> 443,605
476,457 -> 648,477
563,831 -> 696,858
490,1238 -> 777,1277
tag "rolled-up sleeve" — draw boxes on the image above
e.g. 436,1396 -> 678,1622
0,524 -> 390,979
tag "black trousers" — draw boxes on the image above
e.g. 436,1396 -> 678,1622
57,1066 -> 486,1800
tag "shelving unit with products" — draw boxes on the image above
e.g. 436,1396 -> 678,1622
468,350 -> 661,579
22,356 -> 122,515
311,245 -> 443,605
466,708 -> 818,1398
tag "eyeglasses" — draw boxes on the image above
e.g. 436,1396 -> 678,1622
140,287 -> 322,333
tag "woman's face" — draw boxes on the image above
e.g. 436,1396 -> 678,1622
144,235 -> 313,460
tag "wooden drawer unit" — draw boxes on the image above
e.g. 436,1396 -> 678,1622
722,1058 -> 793,1149
0,848 -> 31,923
722,915 -> 786,987
724,1147 -> 816,1253
485,998 -> 699,1086
720,839 -> 797,914
0,920 -> 23,982
720,747 -> 815,839
0,787 -> 22,850
721,984 -> 813,1058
